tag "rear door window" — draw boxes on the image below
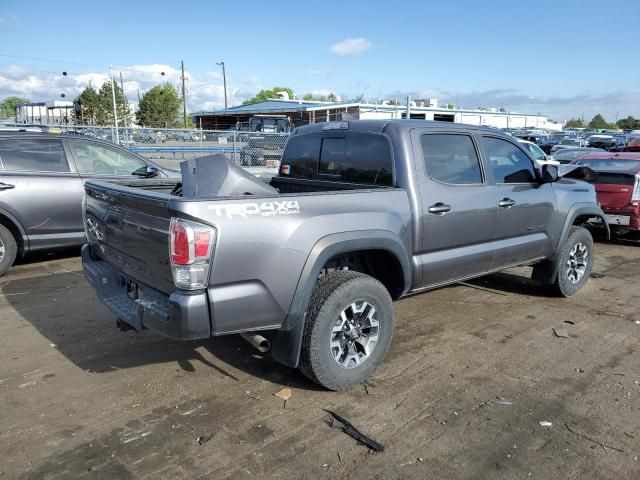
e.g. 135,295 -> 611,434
421,134 -> 483,184
0,138 -> 70,172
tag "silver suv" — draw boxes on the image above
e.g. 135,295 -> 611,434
0,133 -> 178,275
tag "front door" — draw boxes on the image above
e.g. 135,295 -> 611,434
413,131 -> 497,287
478,136 -> 557,269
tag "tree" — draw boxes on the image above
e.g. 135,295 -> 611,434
565,118 -> 586,128
0,96 -> 29,118
242,87 -> 294,105
588,114 -> 613,130
136,84 -> 182,128
616,116 -> 640,131
97,81 -> 130,126
302,93 -> 329,102
74,87 -> 101,125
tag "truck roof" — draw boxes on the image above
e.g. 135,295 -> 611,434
292,119 -> 509,137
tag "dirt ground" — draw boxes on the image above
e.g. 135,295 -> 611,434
1,239 -> 639,480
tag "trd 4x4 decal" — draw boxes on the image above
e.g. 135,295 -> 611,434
208,200 -> 300,219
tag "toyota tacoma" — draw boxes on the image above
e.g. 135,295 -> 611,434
82,120 -> 608,390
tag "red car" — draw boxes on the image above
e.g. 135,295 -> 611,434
572,152 -> 640,234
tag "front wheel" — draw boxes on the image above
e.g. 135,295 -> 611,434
299,271 -> 394,391
548,226 -> 593,297
0,223 -> 17,277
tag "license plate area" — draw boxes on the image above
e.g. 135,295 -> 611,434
605,214 -> 630,226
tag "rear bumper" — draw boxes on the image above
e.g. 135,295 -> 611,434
82,245 -> 211,340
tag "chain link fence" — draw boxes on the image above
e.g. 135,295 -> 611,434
4,123 -> 289,167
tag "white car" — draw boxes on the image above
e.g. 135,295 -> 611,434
518,139 -> 560,166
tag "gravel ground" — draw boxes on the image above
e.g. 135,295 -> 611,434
0,239 -> 638,479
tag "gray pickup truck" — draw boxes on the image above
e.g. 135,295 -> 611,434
82,120 -> 608,390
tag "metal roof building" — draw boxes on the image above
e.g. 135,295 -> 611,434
192,99 -> 561,131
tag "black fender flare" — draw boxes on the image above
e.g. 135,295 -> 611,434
270,230 -> 411,368
532,203 -> 609,284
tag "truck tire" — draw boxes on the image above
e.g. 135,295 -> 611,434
299,271 -> 394,391
0,223 -> 17,277
548,226 -> 593,297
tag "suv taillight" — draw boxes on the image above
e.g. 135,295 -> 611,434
633,174 -> 640,203
169,218 -> 216,290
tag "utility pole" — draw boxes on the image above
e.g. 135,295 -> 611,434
119,71 -> 129,134
217,61 -> 227,109
181,60 -> 188,128
109,65 -> 119,144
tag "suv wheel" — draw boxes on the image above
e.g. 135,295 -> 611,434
549,226 -> 593,297
299,271 -> 394,391
0,224 -> 17,277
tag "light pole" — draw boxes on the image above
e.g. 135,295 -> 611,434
217,61 -> 228,109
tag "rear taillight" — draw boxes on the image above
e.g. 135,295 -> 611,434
632,174 -> 640,203
169,218 -> 216,290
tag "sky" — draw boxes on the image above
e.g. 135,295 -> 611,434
0,0 -> 639,122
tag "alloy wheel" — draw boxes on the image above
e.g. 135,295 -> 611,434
330,301 -> 380,369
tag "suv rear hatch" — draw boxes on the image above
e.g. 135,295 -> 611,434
85,180 -> 177,294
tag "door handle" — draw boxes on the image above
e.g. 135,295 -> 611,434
428,202 -> 452,215
0,182 -> 15,191
498,198 -> 516,208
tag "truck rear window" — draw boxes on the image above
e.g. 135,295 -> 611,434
281,132 -> 393,186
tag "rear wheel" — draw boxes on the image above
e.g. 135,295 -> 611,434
299,271 -> 394,391
548,226 -> 593,297
0,224 -> 17,277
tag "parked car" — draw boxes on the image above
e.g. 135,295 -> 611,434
517,139 -> 559,165
572,152 -> 640,235
82,120 -> 606,390
0,132 -> 179,275
550,138 -> 585,154
624,136 -> 640,152
134,129 -> 167,144
609,135 -> 631,152
587,134 -> 616,150
553,147 -> 606,164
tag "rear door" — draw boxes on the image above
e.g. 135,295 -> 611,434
412,130 -> 497,286
0,136 -> 85,249
478,136 -> 557,268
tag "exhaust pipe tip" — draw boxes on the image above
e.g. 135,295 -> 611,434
240,332 -> 271,353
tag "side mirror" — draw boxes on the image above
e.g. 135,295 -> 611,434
541,164 -> 559,183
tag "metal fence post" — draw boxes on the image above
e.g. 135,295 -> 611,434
233,130 -> 237,164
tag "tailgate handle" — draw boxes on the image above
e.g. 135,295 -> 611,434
0,182 -> 15,191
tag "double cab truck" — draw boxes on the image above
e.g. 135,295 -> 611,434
82,120 -> 608,390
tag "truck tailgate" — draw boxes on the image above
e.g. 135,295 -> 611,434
85,180 -> 176,294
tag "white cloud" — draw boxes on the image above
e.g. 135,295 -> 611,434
330,37 -> 371,56
0,63 -> 260,113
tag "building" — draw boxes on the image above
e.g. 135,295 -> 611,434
192,99 -> 562,131
15,100 -> 75,125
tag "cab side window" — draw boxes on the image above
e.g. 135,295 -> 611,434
481,137 -> 536,183
421,134 -> 483,184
